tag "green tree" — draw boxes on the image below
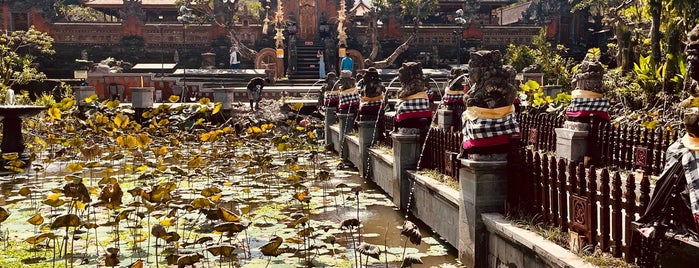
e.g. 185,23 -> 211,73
505,44 -> 536,73
0,26 -> 55,90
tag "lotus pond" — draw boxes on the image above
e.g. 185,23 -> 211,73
0,96 -> 462,267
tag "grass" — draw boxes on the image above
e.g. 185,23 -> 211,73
417,169 -> 460,191
506,212 -> 637,268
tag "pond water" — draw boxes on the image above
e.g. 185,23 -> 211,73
0,142 -> 463,267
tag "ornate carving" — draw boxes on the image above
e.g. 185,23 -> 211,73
119,0 -> 146,22
572,59 -> 605,93
361,67 -> 384,98
396,62 -> 427,99
464,50 -> 517,108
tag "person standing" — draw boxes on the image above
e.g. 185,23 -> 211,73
246,77 -> 266,110
341,52 -> 354,73
229,46 -> 240,69
317,50 -> 326,79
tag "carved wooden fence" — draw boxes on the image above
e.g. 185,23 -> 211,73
418,128 -> 463,179
589,120 -> 681,176
516,113 -> 565,152
509,149 -> 653,262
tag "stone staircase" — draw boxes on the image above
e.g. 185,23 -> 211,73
290,42 -> 324,80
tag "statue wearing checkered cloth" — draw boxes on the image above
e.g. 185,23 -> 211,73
394,62 -> 433,130
358,67 -> 386,121
336,70 -> 360,113
566,59 -> 611,122
635,25 -> 699,254
461,50 -> 520,155
322,72 -> 339,108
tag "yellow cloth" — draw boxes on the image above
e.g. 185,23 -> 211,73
463,105 -> 515,121
361,95 -> 384,102
399,91 -> 428,101
327,90 -> 340,95
681,134 -> 699,151
571,89 -> 603,99
341,87 -> 358,95
445,89 -> 463,95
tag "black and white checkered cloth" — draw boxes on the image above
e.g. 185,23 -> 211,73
339,91 -> 361,109
462,113 -> 520,140
324,92 -> 339,106
660,140 -> 699,220
359,99 -> 385,110
442,93 -> 464,104
566,98 -> 610,112
396,98 -> 430,114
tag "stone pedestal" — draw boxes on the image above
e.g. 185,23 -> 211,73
358,120 -> 379,178
337,113 -> 355,161
213,88 -> 235,110
437,109 -> 453,130
392,132 -> 421,209
75,86 -> 96,106
324,107 -> 338,149
458,159 -> 508,268
555,126 -> 589,163
131,87 -> 154,123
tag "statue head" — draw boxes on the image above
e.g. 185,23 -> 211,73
464,50 -> 517,108
362,67 -> 384,98
322,72 -> 337,92
335,70 -> 356,91
572,58 -> 605,93
396,62 -> 427,98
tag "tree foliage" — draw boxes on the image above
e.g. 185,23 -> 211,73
0,26 -> 55,90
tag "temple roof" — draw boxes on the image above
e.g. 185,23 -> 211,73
350,0 -> 371,17
495,1 -> 533,25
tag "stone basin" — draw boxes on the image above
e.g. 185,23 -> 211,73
0,105 -> 46,121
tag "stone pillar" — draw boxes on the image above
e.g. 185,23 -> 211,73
337,113 -> 355,161
75,86 -> 96,115
555,122 -> 589,163
392,132 -> 421,209
213,87 -> 235,119
458,159 -> 508,268
357,120 -> 379,178
437,108 -> 453,130
324,107 -> 338,149
131,87 -> 154,123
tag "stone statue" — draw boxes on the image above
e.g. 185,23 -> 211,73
565,57 -> 610,126
635,25 -> 699,264
357,67 -> 386,121
322,72 -> 339,108
336,70 -> 360,113
461,50 -> 520,158
394,62 -> 433,132
442,67 -> 467,108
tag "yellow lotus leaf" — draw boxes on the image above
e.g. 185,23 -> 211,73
218,208 -> 241,222
50,214 -> 81,229
201,187 -> 221,197
295,126 -> 305,131
207,244 -> 236,257
307,131 -> 316,139
106,100 -> 120,108
136,134 -> 152,148
133,235 -> 147,243
34,136 -> 47,148
48,107 -> 61,120
27,214 -> 44,225
169,95 -> 180,103
25,234 -> 48,245
0,207 -> 10,223
18,187 -> 31,196
75,201 -> 87,210
160,218 -> 174,227
191,197 -> 215,209
187,156 -> 204,168
125,135 -> 138,148
2,152 -> 19,161
249,126 -> 262,134
200,132 -> 211,142
212,102 -> 222,115
199,98 -> 211,105
84,94 -> 98,103
66,163 -> 83,173
259,235 -> 284,256
136,165 -> 148,172
154,146 -> 168,157
130,259 -> 144,268
297,227 -> 314,237
47,193 -> 61,201
210,193 -> 222,202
